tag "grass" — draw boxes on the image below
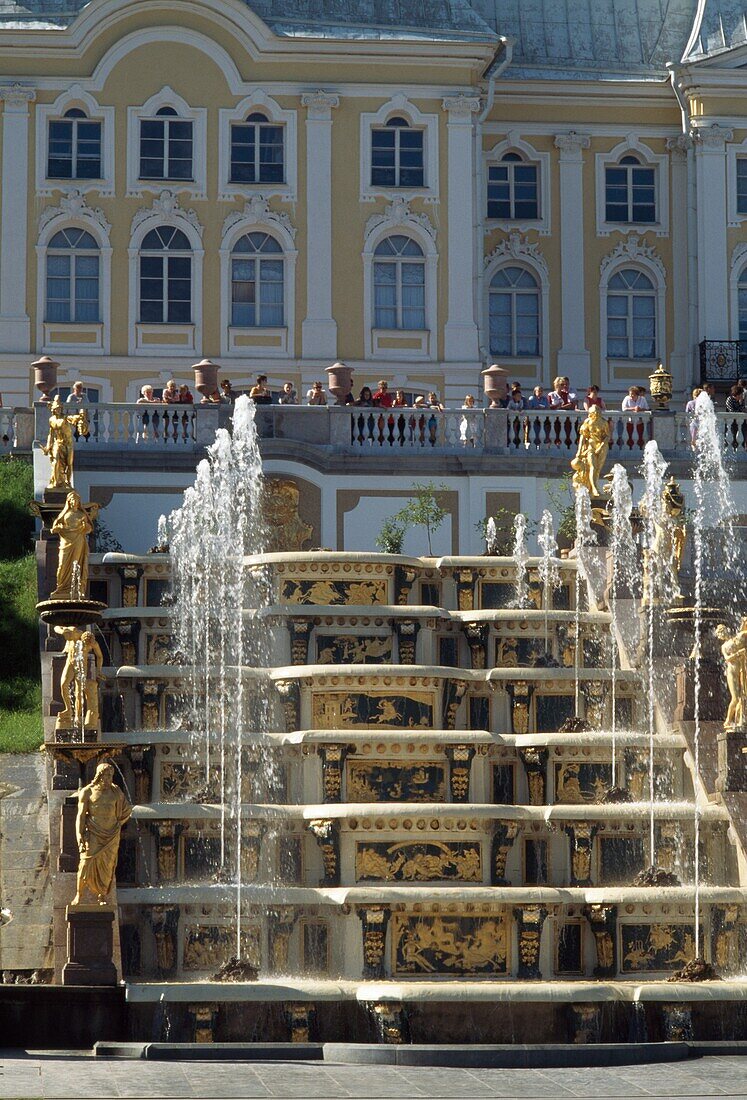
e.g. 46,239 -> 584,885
0,458 -> 42,753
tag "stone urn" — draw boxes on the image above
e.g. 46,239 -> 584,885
649,360 -> 673,411
481,363 -> 509,408
32,355 -> 59,403
326,361 -> 354,404
192,358 -> 219,401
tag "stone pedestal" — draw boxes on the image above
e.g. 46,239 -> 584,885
62,908 -> 117,986
717,728 -> 747,792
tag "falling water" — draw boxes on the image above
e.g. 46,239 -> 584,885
607,465 -> 637,786
73,637 -> 86,742
71,562 -> 82,602
156,513 -> 169,551
573,488 -> 596,716
485,516 -> 498,555
511,514 -> 530,608
537,510 -> 561,654
690,392 -> 738,957
640,441 -> 669,863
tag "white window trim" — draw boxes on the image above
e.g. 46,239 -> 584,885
127,86 -> 207,200
599,253 -> 666,388
218,91 -> 297,202
483,251 -> 548,383
219,207 -> 297,358
36,211 -> 111,356
359,94 -> 438,203
483,134 -> 551,236
36,86 -> 114,197
128,209 -> 203,356
595,135 -> 669,237
363,210 -> 437,361
727,137 -> 747,227
728,241 -> 747,339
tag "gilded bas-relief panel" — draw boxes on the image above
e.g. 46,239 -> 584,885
316,635 -> 393,664
554,762 -> 612,804
281,579 -> 388,606
620,924 -> 698,973
347,760 -> 446,802
312,691 -> 434,729
392,914 -> 508,976
182,925 -> 261,971
356,840 -> 481,882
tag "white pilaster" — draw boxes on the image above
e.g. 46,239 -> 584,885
693,123 -> 732,341
301,91 -> 339,361
442,96 -> 481,365
666,134 -> 692,391
0,84 -> 35,352
554,132 -> 591,385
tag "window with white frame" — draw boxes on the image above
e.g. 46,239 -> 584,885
606,268 -> 656,358
138,226 -> 192,323
737,158 -> 747,216
371,117 -> 424,189
605,154 -> 656,224
230,112 -> 284,184
45,228 -> 100,323
373,235 -> 426,330
487,153 -> 539,220
139,107 -> 193,181
47,109 -> 102,180
738,267 -> 747,341
488,265 -> 540,357
231,232 -> 284,327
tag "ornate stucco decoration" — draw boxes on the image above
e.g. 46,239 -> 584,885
442,95 -> 481,120
599,234 -> 666,283
39,190 -> 111,237
301,91 -> 339,119
691,123 -> 733,149
0,83 -> 35,107
222,195 -> 296,242
483,231 -> 549,279
365,196 -> 436,246
131,190 -> 203,239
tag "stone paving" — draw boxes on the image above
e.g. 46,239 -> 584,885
1,1053 -> 747,1099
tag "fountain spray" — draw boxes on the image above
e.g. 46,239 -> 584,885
608,465 -> 637,786
511,514 -> 530,609
537,510 -> 561,655
573,488 -> 596,716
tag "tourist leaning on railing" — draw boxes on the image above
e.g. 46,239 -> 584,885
372,380 -> 394,408
162,379 -> 179,404
392,389 -> 408,407
355,386 -> 374,407
136,384 -> 160,404
278,382 -> 298,405
66,381 -> 88,406
178,384 -> 194,404
506,384 -> 527,411
527,386 -> 548,410
220,379 -> 238,403
427,391 -> 444,410
584,385 -> 606,411
726,385 -> 745,413
250,374 -> 272,405
307,380 -> 328,405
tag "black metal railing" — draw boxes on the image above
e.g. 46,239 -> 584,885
699,340 -> 747,384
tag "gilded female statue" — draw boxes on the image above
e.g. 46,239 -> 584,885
54,626 -> 103,730
42,395 -> 89,490
715,619 -> 747,730
50,491 -> 99,599
570,406 -> 611,497
72,761 -> 132,906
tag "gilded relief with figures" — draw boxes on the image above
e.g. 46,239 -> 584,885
347,761 -> 446,802
183,925 -> 261,971
356,840 -> 481,882
316,635 -> 393,664
554,762 -> 613,804
312,691 -> 433,729
281,579 -> 388,606
621,924 -> 698,973
392,914 -> 508,976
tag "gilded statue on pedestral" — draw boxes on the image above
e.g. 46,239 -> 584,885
72,761 -> 132,907
715,618 -> 747,730
50,491 -> 99,600
642,476 -> 687,605
42,395 -> 89,490
54,625 -> 104,731
570,406 -> 611,497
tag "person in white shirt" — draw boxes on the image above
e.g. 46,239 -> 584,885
621,386 -> 648,412
66,381 -> 88,406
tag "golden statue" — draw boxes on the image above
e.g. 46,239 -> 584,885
72,761 -> 132,906
642,476 -> 687,604
42,395 -> 89,490
715,619 -> 747,730
264,479 -> 314,552
570,406 -> 611,497
50,491 -> 99,599
54,626 -> 104,731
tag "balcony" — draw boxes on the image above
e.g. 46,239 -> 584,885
699,339 -> 747,385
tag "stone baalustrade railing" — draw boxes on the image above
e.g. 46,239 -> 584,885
18,402 -> 747,460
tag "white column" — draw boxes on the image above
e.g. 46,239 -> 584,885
442,96 -> 481,365
666,134 -> 692,391
693,123 -> 732,341
0,84 -> 35,352
301,91 -> 339,361
554,131 -> 591,385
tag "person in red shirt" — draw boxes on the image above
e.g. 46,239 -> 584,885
372,380 -> 394,408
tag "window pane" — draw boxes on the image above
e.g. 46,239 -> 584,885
608,318 -> 628,339
738,159 -> 747,215
48,120 -> 73,177
608,338 -> 629,357
607,295 -> 627,317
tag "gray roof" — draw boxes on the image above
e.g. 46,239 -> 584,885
684,0 -> 747,58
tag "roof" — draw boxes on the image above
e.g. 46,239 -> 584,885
683,0 -> 747,59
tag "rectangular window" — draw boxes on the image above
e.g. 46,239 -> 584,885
139,256 -> 191,323
605,164 -> 656,223
230,122 -> 284,184
738,158 -> 747,215
487,162 -> 538,220
47,119 -> 102,180
139,119 -> 193,181
46,253 -> 100,323
371,126 -> 424,188
231,259 -> 284,327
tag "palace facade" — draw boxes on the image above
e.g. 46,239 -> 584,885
0,0 -> 746,405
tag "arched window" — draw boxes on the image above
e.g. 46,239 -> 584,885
373,235 -> 426,330
231,232 -> 284,327
47,108 -> 101,180
488,266 -> 540,357
140,106 -> 193,182
738,267 -> 747,342
605,154 -> 656,224
487,152 -> 539,220
371,116 -> 424,188
607,268 -> 656,358
139,226 -> 192,323
230,112 -> 284,184
45,228 -> 100,323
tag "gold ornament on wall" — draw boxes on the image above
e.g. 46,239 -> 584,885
264,479 -> 314,552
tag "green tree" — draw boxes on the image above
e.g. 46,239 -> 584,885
375,516 -> 407,555
390,481 -> 448,556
